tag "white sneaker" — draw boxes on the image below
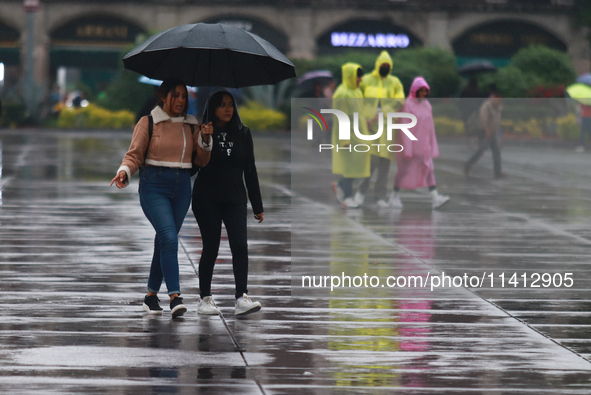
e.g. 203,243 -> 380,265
342,197 -> 359,208
332,182 -> 344,204
353,191 -> 365,206
235,294 -> 261,316
432,194 -> 450,210
575,146 -> 585,153
388,193 -> 403,209
197,296 -> 220,315
376,199 -> 389,208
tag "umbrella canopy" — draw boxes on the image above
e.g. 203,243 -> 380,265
293,70 -> 335,98
297,70 -> 334,86
138,76 -> 197,92
123,23 -> 296,88
577,73 -> 591,86
566,83 -> 591,105
458,61 -> 497,75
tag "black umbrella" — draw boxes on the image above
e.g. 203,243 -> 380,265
458,61 -> 497,76
297,70 -> 334,87
293,70 -> 335,98
123,23 -> 296,88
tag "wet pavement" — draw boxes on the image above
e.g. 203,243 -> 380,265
1,129 -> 591,393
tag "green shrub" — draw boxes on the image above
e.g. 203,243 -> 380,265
479,66 -> 529,98
512,45 -> 577,88
0,101 -> 27,127
393,47 -> 460,97
476,45 -> 576,98
291,47 -> 460,97
95,69 -> 155,116
433,117 -> 465,136
112,110 -> 135,129
291,51 -> 378,82
556,113 -> 579,140
389,60 -> 431,97
240,101 -> 287,131
501,118 -> 545,138
57,104 -> 135,129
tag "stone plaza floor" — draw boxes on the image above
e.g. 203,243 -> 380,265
0,129 -> 591,394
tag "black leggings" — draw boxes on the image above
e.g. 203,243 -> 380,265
193,202 -> 248,299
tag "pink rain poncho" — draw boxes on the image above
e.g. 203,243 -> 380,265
394,77 -> 439,190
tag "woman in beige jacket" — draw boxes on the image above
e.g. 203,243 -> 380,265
111,78 -> 213,317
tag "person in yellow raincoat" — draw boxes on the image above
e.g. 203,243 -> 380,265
331,63 -> 371,208
355,50 -> 405,208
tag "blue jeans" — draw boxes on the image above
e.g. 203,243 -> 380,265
338,177 -> 354,199
139,167 -> 191,296
580,117 -> 591,145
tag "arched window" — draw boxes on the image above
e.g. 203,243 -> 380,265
203,15 -> 289,54
0,19 -> 20,66
453,20 -> 567,61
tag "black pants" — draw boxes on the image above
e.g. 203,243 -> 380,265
193,202 -> 248,299
465,134 -> 502,176
358,155 -> 391,200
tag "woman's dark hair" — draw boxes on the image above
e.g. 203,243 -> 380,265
157,77 -> 189,116
203,90 -> 242,130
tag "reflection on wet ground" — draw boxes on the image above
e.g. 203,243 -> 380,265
1,129 -> 591,393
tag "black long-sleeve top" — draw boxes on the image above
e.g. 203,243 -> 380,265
192,125 -> 263,214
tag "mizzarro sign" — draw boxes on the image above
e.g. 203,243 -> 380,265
303,107 -> 417,153
331,32 -> 410,48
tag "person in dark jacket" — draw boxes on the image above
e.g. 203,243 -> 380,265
192,89 -> 264,316
111,78 -> 212,318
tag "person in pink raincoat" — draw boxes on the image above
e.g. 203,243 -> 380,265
389,77 -> 450,210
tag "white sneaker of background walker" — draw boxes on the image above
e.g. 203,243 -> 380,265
388,194 -> 403,209
332,182 -> 344,205
376,199 -> 389,208
197,296 -> 220,315
342,197 -> 359,208
353,191 -> 365,206
432,194 -> 450,210
235,294 -> 262,316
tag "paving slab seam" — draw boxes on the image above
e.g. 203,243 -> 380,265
179,238 -> 268,395
424,163 -> 591,365
366,207 -> 591,367
287,183 -> 591,368
364,211 -> 591,366
455,200 -> 591,246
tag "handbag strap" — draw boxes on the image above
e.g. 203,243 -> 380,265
144,115 -> 153,166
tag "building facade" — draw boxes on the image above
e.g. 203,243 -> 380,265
0,0 -> 588,102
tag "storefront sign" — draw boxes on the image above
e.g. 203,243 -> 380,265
453,20 -> 567,58
317,19 -> 421,54
331,32 -> 410,48
51,16 -> 145,45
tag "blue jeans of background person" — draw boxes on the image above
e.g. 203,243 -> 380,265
139,167 -> 191,296
579,117 -> 591,145
338,177 -> 354,199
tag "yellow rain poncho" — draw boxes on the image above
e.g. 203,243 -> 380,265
331,63 -> 371,178
361,51 -> 405,160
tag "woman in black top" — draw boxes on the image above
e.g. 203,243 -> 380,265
193,90 -> 264,316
